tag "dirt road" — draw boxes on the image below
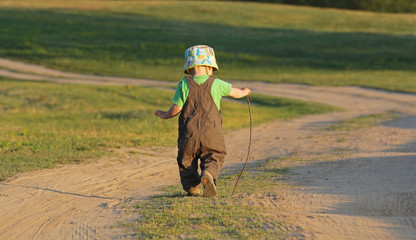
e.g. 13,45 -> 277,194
1,58 -> 415,239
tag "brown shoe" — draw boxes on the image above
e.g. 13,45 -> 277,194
187,185 -> 201,196
201,171 -> 217,197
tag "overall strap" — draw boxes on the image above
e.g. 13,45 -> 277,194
185,75 -> 216,91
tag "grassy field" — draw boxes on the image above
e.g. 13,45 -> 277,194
0,1 -> 415,92
0,78 -> 336,180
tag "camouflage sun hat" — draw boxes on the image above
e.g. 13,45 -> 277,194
183,45 -> 219,73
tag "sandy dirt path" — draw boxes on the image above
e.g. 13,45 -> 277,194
0,58 -> 416,239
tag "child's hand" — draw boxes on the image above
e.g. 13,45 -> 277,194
155,104 -> 182,119
154,110 -> 166,119
229,87 -> 252,99
243,88 -> 251,96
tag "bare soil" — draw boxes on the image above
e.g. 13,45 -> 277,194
1,58 -> 415,239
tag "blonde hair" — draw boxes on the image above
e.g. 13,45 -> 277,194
186,66 -> 213,76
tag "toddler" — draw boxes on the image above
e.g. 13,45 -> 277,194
155,45 -> 251,197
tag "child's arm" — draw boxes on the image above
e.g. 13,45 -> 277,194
155,104 -> 183,119
229,87 -> 251,99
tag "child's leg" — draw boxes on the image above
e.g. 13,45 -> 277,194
199,133 -> 227,181
199,150 -> 225,197
199,150 -> 226,182
177,148 -> 201,192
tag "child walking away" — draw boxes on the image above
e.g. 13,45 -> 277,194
155,45 -> 251,197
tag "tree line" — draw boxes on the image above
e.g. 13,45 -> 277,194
233,0 -> 416,13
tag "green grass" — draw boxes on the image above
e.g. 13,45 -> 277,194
0,79 -> 175,180
119,157 -> 293,239
0,78 -> 336,181
0,1 -> 415,92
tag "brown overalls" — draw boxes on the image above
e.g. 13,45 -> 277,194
177,76 -> 227,192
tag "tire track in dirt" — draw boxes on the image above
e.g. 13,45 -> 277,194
1,58 -> 416,239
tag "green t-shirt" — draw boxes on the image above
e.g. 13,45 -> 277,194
172,75 -> 232,110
